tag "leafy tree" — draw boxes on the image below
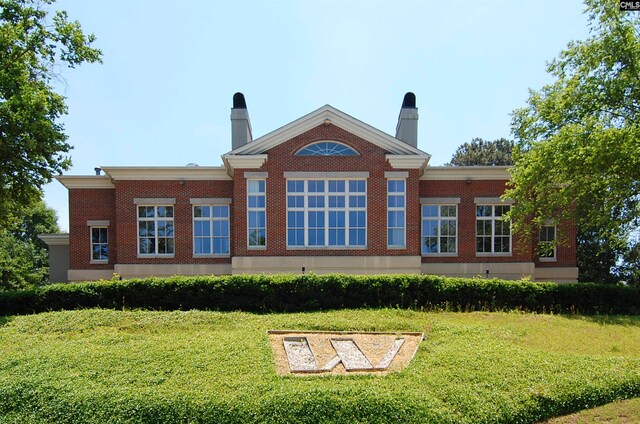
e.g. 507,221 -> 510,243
0,200 -> 60,290
507,0 -> 640,242
0,0 -> 101,230
446,138 -> 514,166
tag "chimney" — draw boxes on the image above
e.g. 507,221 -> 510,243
395,92 -> 418,148
231,92 -> 252,150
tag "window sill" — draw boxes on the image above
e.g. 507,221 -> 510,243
247,246 -> 267,250
539,257 -> 557,262
476,253 -> 512,257
286,246 -> 367,250
90,260 -> 109,264
387,246 -> 407,250
422,253 -> 458,258
137,255 -> 175,259
193,254 -> 230,258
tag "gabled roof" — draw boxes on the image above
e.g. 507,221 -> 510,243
224,104 -> 431,157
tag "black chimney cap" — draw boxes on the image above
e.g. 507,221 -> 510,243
233,92 -> 247,109
402,92 -> 416,108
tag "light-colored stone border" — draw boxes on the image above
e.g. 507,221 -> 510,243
268,330 -> 424,376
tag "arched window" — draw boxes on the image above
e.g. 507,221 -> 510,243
295,141 -> 358,156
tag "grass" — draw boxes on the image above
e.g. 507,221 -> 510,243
0,309 -> 639,423
543,397 -> 640,423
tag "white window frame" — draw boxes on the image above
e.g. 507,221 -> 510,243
387,178 -> 406,249
475,203 -> 512,256
539,224 -> 557,262
192,203 -> 231,257
247,179 -> 267,249
421,204 -> 458,256
137,205 -> 175,257
90,226 -> 109,263
285,178 -> 367,249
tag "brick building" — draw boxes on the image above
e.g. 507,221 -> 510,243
46,93 -> 578,283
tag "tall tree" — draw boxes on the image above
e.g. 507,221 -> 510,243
446,138 -> 514,166
0,0 -> 101,230
0,200 -> 59,290
507,0 -> 640,242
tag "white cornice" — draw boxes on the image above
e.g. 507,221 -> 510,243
100,166 -> 232,181
386,155 -> 430,171
55,175 -> 115,189
38,234 -> 69,246
222,154 -> 268,173
226,105 -> 430,156
421,166 -> 511,181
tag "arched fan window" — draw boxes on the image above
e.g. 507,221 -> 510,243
295,141 -> 358,156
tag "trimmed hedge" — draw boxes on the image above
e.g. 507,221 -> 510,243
0,274 -> 638,316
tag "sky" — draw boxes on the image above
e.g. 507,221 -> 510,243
45,0 -> 591,232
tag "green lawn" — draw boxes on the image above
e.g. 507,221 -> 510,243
0,309 -> 638,423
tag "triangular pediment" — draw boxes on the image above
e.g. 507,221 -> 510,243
225,105 -> 430,157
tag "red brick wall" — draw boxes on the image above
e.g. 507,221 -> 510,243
420,179 -> 576,266
232,123 -> 422,257
113,180 -> 233,264
69,189 -> 117,269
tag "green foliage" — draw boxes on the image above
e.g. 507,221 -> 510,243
507,0 -> 640,242
0,200 -> 60,290
0,274 -> 638,316
446,137 -> 514,166
0,309 -> 639,423
0,0 -> 102,229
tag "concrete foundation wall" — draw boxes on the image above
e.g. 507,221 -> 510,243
422,262 -> 535,280
534,267 -> 579,283
232,255 -> 422,275
114,263 -> 232,279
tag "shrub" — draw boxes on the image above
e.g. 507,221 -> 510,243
0,274 -> 638,316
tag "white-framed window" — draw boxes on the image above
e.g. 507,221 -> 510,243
247,179 -> 266,247
476,204 -> 511,254
286,179 -> 366,248
422,205 -> 457,255
138,205 -> 174,256
193,205 -> 230,256
539,225 -> 556,261
387,179 -> 406,248
90,227 -> 108,262
295,141 -> 358,156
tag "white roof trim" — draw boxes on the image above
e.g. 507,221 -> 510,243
225,105 -> 430,156
100,166 -> 231,181
421,166 -> 511,181
223,155 -> 268,173
38,234 -> 69,246
55,175 -> 115,189
386,155 -> 430,171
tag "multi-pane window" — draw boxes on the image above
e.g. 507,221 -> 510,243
539,225 -> 556,260
296,141 -> 358,156
476,205 -> 511,254
247,180 -> 266,247
138,206 -> 174,255
387,180 -> 406,248
193,205 -> 230,255
91,227 -> 108,261
286,179 -> 366,247
422,205 -> 457,254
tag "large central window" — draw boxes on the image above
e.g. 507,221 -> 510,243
287,179 -> 366,248
138,205 -> 174,256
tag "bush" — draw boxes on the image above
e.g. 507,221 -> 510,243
0,274 -> 638,316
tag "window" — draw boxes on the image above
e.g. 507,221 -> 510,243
476,205 -> 511,254
286,179 -> 366,247
247,179 -> 266,247
422,205 -> 457,255
296,141 -> 358,156
193,205 -> 230,255
138,205 -> 174,255
539,225 -> 556,260
387,179 -> 406,248
91,227 -> 108,261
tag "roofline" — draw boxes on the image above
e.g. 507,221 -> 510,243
38,233 -> 69,246
421,166 -> 511,181
100,166 -> 232,181
55,175 -> 115,189
226,104 -> 430,156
